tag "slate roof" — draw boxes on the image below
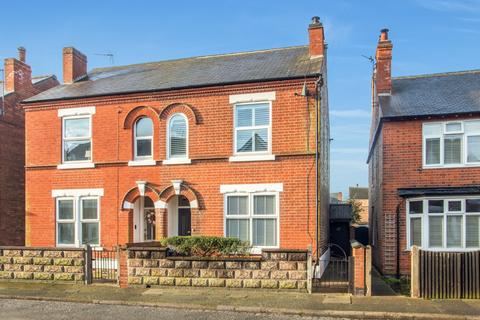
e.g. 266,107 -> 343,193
25,46 -> 322,103
379,69 -> 480,119
1,75 -> 56,97
349,187 -> 368,200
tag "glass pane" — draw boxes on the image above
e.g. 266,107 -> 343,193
445,122 -> 462,133
64,118 -> 89,138
426,138 -> 440,165
58,200 -> 74,220
143,209 -> 156,241
429,216 -> 443,247
144,197 -> 154,208
465,121 -> 480,134
236,107 -> 252,127
82,199 -> 98,220
58,223 -> 75,245
227,196 -> 248,215
64,140 -> 91,161
448,200 -> 462,212
135,117 -> 153,137
252,219 -> 276,246
428,200 -> 444,213
178,196 -> 190,207
467,136 -> 480,163
254,105 -> 270,126
254,129 -> 268,152
447,216 -> 462,248
236,130 -> 253,152
226,219 -> 249,242
466,199 -> 480,213
136,139 -> 152,157
254,195 -> 275,215
409,201 -> 423,214
444,135 -> 462,164
169,115 -> 187,157
466,216 -> 480,248
423,123 -> 442,136
410,218 -> 422,247
81,222 -> 99,245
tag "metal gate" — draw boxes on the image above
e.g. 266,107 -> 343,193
313,244 -> 352,293
86,246 -> 118,283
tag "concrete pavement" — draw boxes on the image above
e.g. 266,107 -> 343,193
0,282 -> 478,319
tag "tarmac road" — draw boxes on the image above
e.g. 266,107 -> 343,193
0,299 -> 347,320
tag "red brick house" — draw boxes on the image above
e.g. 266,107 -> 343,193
0,48 -> 59,245
368,29 -> 480,276
22,18 -> 330,259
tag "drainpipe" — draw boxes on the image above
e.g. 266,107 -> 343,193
315,74 -> 324,264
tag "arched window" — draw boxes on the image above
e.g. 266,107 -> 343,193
134,117 -> 153,159
168,114 -> 188,159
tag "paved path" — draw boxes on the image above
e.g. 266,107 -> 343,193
0,299 -> 338,320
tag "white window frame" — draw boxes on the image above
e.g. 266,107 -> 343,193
54,191 -> 102,248
166,113 -> 189,162
133,117 -> 154,161
423,119 -> 480,168
233,101 -> 272,157
62,115 -> 93,164
406,196 -> 480,252
223,191 -> 280,250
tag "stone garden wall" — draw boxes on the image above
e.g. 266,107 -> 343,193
124,248 -> 311,290
0,247 -> 85,282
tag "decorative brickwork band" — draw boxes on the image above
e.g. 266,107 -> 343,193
123,106 -> 160,129
159,103 -> 199,125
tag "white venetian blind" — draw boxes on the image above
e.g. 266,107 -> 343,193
169,114 -> 187,158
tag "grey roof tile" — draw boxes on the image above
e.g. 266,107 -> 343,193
379,69 -> 480,118
25,46 -> 322,102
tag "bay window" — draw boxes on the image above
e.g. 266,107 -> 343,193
225,193 -> 278,248
423,120 -> 480,167
407,197 -> 480,250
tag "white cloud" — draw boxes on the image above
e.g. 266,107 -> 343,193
330,109 -> 370,118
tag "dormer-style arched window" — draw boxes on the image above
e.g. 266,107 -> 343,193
167,114 -> 188,159
134,117 -> 153,159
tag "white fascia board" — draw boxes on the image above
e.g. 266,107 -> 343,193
220,183 -> 283,194
52,188 -> 104,198
58,106 -> 96,117
229,91 -> 276,104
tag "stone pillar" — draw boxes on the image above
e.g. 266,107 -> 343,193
155,208 -> 167,239
411,245 -> 420,298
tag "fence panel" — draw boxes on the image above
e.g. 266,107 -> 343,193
415,249 -> 480,299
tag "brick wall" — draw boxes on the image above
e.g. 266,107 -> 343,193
371,116 -> 480,275
0,76 -> 59,246
24,79 -> 326,255
0,246 -> 84,282
123,247 -> 310,290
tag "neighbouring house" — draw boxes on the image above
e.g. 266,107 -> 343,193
22,17 -> 330,260
330,192 -> 343,204
349,186 -> 369,224
368,29 -> 480,276
0,48 -> 59,246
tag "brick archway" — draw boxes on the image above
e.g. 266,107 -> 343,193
123,106 -> 160,129
121,184 -> 161,210
159,103 -> 199,125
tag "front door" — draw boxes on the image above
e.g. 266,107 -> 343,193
133,197 -> 155,242
178,208 -> 191,236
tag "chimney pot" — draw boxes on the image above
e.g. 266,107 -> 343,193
310,16 -> 321,26
18,47 -> 26,63
380,28 -> 389,41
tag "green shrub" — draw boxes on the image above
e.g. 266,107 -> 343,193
160,236 -> 250,257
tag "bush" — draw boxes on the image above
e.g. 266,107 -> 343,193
160,236 -> 250,257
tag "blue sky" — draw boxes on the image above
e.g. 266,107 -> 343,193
2,0 -> 480,197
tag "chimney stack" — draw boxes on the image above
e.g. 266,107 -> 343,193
18,47 -> 26,63
63,47 -> 87,84
3,47 -> 32,93
308,16 -> 325,58
375,28 -> 393,95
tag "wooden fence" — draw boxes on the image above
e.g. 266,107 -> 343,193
411,246 -> 480,299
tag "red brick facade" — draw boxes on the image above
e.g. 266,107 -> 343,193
24,78 -> 328,254
0,49 -> 59,245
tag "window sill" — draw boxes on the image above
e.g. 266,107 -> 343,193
405,247 -> 480,252
57,162 -> 95,170
423,163 -> 480,169
162,158 -> 192,165
128,159 -> 156,167
229,154 -> 275,162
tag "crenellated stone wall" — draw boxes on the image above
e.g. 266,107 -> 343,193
125,248 -> 310,290
0,247 -> 85,282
